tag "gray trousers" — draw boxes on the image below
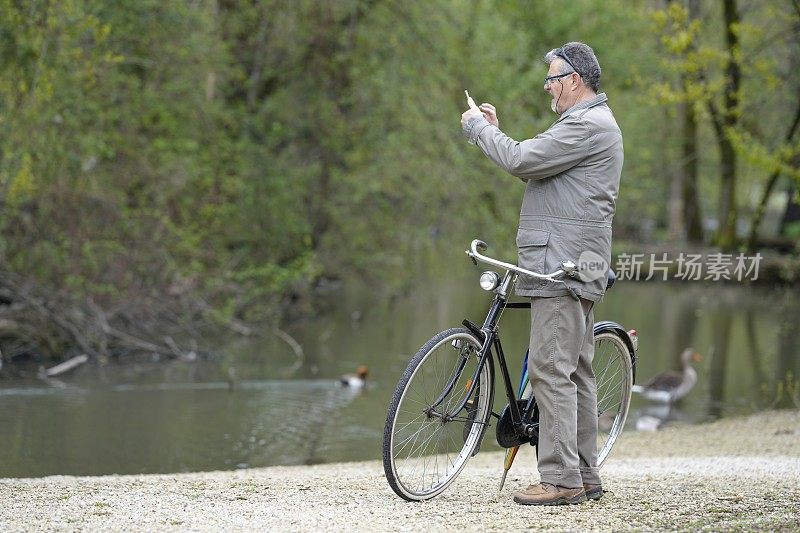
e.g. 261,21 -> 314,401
528,295 -> 601,488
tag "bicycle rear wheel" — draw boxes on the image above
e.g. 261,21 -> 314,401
383,328 -> 494,501
593,330 -> 633,465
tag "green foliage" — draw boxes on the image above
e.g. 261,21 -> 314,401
0,0 -> 797,332
646,0 -> 800,245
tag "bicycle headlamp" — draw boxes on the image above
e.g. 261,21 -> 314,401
479,271 -> 501,291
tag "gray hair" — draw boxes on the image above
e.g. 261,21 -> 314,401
544,42 -> 601,93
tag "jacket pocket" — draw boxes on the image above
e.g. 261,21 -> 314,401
516,228 -> 550,276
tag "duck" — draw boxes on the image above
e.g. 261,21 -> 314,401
632,348 -> 702,403
339,365 -> 368,389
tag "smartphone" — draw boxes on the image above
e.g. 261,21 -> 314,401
464,89 -> 477,109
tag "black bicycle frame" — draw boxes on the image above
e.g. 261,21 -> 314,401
426,261 -> 637,447
428,273 -> 531,436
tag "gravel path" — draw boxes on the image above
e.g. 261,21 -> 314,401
2,410 -> 798,532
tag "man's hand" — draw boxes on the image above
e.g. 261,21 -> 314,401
460,101 -> 500,128
479,103 -> 499,127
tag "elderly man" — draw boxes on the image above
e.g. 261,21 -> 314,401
461,42 -> 623,506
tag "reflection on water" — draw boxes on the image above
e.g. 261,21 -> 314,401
1,263 -> 799,478
633,404 -> 693,432
0,377 -> 373,478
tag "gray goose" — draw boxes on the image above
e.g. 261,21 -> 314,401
632,348 -> 702,403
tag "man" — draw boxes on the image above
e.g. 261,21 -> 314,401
460,42 -> 623,505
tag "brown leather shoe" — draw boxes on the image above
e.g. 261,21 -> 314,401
513,483 -> 587,506
584,483 -> 604,500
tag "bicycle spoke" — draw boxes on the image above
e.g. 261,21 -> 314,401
406,419 -> 444,461
598,389 -> 621,412
597,370 -> 623,396
393,421 -> 433,454
396,426 -> 430,466
597,363 -> 624,396
412,428 -> 443,487
594,351 -> 618,380
598,371 -> 625,406
595,351 -> 619,382
404,421 -> 441,459
599,399 -> 622,414
403,427 -> 439,485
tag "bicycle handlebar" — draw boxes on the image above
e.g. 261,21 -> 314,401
466,239 -> 581,301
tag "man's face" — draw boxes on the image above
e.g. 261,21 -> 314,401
544,59 -> 574,114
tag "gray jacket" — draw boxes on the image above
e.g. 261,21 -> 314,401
463,93 -> 623,301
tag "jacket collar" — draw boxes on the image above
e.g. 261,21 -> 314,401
555,92 -> 608,123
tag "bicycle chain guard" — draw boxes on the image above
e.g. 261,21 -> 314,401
495,399 -> 540,448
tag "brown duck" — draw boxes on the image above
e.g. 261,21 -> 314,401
339,365 -> 368,389
632,348 -> 702,403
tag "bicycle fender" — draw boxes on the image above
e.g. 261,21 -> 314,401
594,320 -> 638,384
461,319 -> 485,343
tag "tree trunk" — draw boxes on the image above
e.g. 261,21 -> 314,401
668,0 -> 703,243
713,0 -> 741,250
717,137 -> 738,248
684,0 -> 704,242
748,171 -> 784,249
682,94 -> 704,242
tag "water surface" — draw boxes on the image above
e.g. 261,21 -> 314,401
1,266 -> 797,477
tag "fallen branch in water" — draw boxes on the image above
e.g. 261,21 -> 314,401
42,354 -> 89,377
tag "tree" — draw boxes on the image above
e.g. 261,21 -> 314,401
650,0 -> 800,248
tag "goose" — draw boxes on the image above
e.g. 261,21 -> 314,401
635,415 -> 663,432
339,365 -> 368,389
632,348 -> 702,403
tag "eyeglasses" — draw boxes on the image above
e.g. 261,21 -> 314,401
544,71 -> 574,87
544,47 -> 582,87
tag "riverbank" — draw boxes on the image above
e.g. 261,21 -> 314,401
1,410 -> 798,532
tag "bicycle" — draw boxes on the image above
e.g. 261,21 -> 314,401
382,239 -> 638,501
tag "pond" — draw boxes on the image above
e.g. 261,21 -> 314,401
1,261 -> 798,478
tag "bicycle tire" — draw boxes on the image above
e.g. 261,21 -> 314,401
593,330 -> 634,465
382,327 -> 494,501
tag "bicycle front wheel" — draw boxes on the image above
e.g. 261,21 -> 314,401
593,330 -> 634,465
382,327 -> 494,501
